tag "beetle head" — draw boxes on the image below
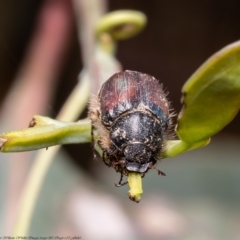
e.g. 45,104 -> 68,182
123,143 -> 152,173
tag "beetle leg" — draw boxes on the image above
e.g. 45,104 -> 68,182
102,151 -> 111,167
148,162 -> 166,176
156,169 -> 166,176
90,124 -> 99,161
115,173 -> 128,187
112,159 -> 125,167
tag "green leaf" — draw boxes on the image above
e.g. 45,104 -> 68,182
163,139 -> 210,158
177,41 -> 240,144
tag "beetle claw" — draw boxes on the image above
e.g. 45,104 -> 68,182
157,170 -> 166,176
115,173 -> 128,187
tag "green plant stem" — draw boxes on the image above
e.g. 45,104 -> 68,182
95,10 -> 147,41
0,120 -> 91,152
128,172 -> 143,203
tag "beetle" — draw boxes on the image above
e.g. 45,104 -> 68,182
89,70 -> 173,186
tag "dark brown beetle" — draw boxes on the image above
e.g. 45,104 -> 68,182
89,70 -> 172,185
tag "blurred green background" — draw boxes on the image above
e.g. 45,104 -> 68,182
0,0 -> 239,239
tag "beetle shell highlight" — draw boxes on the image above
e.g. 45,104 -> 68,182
89,70 -> 171,176
99,71 -> 169,129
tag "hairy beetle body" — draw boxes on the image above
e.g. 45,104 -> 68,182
89,70 -> 172,179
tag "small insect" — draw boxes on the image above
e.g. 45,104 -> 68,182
89,70 -> 173,186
